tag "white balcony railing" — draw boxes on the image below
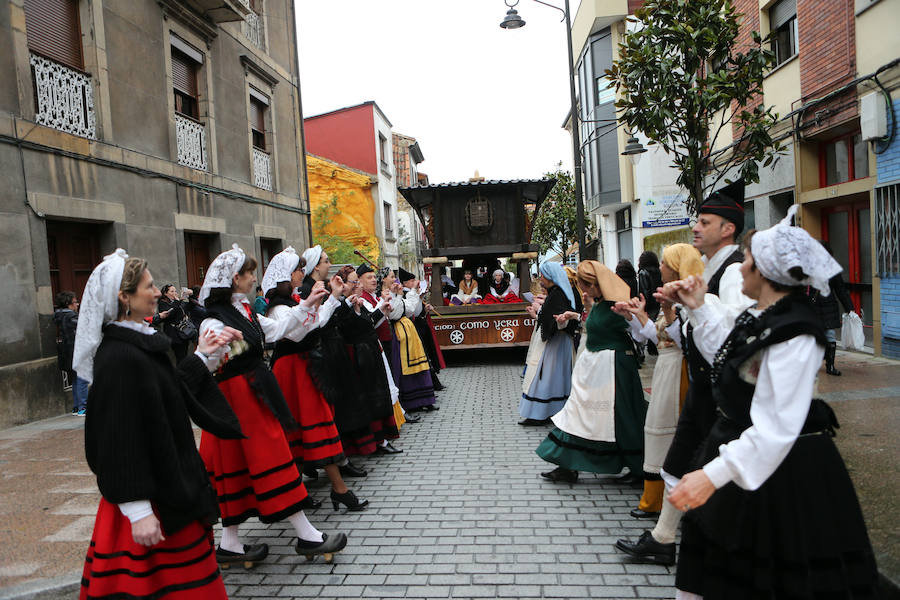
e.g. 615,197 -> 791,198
30,53 -> 95,139
243,11 -> 263,49
175,114 -> 208,171
253,147 -> 272,191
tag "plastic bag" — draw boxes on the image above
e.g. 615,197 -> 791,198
840,312 -> 864,350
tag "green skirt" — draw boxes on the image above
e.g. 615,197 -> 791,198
535,350 -> 646,474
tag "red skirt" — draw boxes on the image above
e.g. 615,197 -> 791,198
340,412 -> 399,456
482,292 -> 523,304
200,375 -> 308,527
271,353 -> 345,468
80,499 -> 226,600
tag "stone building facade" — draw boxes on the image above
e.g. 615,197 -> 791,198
0,0 -> 312,427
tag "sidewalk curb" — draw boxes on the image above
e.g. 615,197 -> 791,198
0,573 -> 79,600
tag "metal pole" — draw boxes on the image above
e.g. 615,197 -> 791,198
562,0 -> 585,260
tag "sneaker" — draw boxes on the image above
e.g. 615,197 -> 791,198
75,408 -> 86,417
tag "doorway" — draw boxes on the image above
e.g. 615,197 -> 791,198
46,220 -> 103,301
821,200 -> 872,345
184,233 -> 215,289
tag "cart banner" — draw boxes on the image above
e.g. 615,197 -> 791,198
432,313 -> 537,349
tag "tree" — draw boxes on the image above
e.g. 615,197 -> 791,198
531,165 -> 596,259
311,195 -> 378,265
607,0 -> 783,214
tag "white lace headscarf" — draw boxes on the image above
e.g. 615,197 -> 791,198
751,205 -> 842,295
302,245 -> 323,277
72,248 -> 128,384
260,246 -> 300,296
199,243 -> 246,305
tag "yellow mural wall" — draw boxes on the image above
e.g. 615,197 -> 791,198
306,154 -> 380,262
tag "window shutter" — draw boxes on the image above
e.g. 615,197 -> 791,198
24,0 -> 83,70
171,49 -> 198,97
250,98 -> 265,133
770,0 -> 797,29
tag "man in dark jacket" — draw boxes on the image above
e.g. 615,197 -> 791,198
809,242 -> 857,375
53,291 -> 88,415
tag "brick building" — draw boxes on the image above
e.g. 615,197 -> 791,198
0,0 -> 313,427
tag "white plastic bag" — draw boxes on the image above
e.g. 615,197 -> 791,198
840,312 -> 865,351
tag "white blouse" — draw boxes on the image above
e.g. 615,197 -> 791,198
687,302 -> 824,491
627,316 -> 658,345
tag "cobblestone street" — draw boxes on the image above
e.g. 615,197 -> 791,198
1,348 -> 898,600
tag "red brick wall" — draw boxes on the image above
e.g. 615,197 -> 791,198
731,0 -> 763,140
797,0 -> 857,136
627,0 -> 644,14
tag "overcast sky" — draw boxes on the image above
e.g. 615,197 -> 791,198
295,0 -> 582,184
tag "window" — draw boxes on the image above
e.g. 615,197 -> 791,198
596,75 -> 615,105
24,0 -> 83,70
171,48 -> 199,119
383,202 -> 393,233
769,0 -> 798,67
875,183 -> 900,277
379,133 -> 390,173
250,96 -> 266,150
821,133 -> 869,186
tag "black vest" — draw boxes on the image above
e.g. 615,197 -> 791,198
205,301 -> 298,430
696,294 -> 832,467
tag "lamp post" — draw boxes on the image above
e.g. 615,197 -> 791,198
501,0 -> 585,261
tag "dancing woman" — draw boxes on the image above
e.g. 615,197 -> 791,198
74,250 -> 244,599
261,248 -> 368,511
663,212 -> 878,598
198,244 -> 347,565
535,261 -> 645,483
518,262 -> 579,426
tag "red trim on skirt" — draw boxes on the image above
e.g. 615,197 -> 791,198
200,376 -> 308,527
271,353 -> 345,468
80,499 -> 226,600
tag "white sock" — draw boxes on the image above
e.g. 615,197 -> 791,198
380,440 -> 389,447
220,524 -> 244,553
288,510 -> 323,543
651,500 -> 684,544
339,457 -> 349,467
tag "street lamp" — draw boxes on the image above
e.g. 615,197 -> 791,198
622,133 -> 647,165
500,0 -> 585,261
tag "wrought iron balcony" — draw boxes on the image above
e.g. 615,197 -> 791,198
253,147 -> 272,191
175,113 -> 208,171
243,10 -> 263,49
30,53 -> 96,139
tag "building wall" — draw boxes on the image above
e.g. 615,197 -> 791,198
0,0 -> 311,428
373,109 -> 398,266
876,98 -> 900,358
304,104 -> 376,175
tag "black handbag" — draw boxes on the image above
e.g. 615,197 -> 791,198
175,315 -> 198,341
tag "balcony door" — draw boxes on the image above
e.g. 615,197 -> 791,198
185,233 -> 215,289
46,220 -> 102,300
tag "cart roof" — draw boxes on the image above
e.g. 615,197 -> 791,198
397,178 -> 556,210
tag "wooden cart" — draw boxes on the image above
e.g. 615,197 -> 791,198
398,178 -> 555,350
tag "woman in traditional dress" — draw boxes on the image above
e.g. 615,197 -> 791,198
198,244 -> 348,565
358,264 -> 410,427
261,248 -> 368,511
618,245 -> 704,523
335,266 -> 401,454
518,262 -> 579,426
383,268 -> 438,412
482,269 -> 523,304
75,250 -> 244,599
450,269 -> 481,304
664,211 -> 878,598
535,260 -> 646,484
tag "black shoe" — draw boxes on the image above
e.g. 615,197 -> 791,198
423,404 -> 439,411
432,372 -> 445,391
303,466 -> 318,480
615,472 -> 640,485
518,418 -> 551,426
216,543 -> 269,569
299,495 -> 322,510
339,461 -> 367,478
629,508 -> 661,519
825,341 -> 842,376
330,489 -> 369,511
540,467 -> 578,483
615,531 -> 676,566
376,442 -> 403,454
295,532 -> 348,563
403,413 -> 421,424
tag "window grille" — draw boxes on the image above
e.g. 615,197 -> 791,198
875,183 -> 900,277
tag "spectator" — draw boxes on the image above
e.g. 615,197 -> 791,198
185,285 -> 207,330
151,284 -> 190,362
808,241 -> 857,375
53,291 -> 88,416
638,251 -> 663,322
253,284 -> 268,314
616,259 -> 639,298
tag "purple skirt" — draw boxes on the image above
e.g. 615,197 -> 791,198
389,329 -> 436,410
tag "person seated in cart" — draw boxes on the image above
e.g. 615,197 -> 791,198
450,270 -> 482,305
483,269 -> 523,304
